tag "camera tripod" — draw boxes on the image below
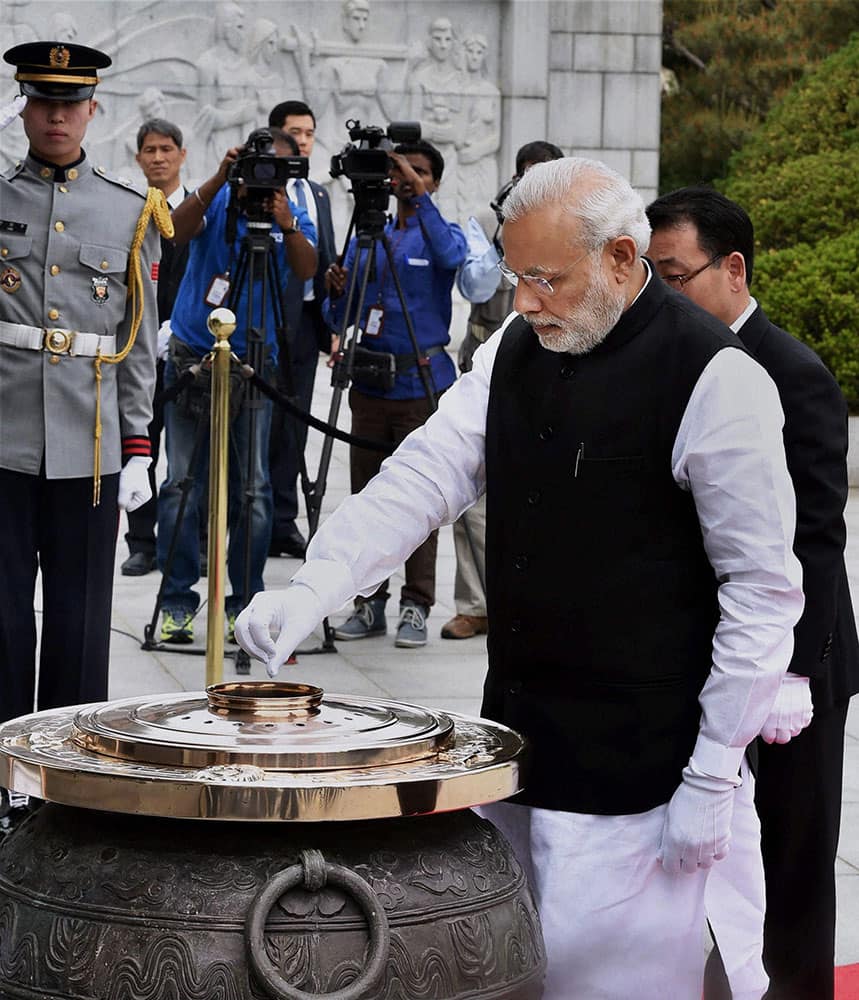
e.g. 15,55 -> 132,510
143,209 -> 302,675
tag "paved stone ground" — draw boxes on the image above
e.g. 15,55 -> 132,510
103,356 -> 859,967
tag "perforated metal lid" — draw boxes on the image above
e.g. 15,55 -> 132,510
0,682 -> 527,821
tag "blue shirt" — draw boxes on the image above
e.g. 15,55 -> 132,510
171,183 -> 316,360
323,192 -> 466,399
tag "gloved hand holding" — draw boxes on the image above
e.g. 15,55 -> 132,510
118,456 -> 152,512
234,584 -> 324,678
659,762 -> 738,875
760,672 -> 813,744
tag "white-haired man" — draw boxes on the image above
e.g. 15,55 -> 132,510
236,158 -> 803,998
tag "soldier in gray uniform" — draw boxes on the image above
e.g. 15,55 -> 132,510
0,42 -> 161,818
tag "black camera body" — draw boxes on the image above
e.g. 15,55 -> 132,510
228,128 -> 309,223
330,119 -> 421,183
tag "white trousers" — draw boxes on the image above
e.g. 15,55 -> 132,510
478,760 -> 762,1000
705,762 -> 768,1000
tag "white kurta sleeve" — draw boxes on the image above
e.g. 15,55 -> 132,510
672,347 -> 804,779
292,314 -> 517,616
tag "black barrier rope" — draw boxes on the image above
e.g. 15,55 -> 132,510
152,365 -> 394,454
247,372 -> 392,455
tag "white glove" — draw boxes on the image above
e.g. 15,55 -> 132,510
234,584 -> 324,678
0,95 -> 26,132
156,320 -> 172,362
117,456 -> 152,512
659,762 -> 737,875
760,673 -> 813,744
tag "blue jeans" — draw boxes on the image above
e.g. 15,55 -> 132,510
157,358 -> 273,616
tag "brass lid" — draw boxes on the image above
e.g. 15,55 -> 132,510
0,683 -> 526,822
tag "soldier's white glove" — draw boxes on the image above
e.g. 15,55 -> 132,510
235,585 -> 324,678
760,673 -> 813,744
659,762 -> 737,875
118,456 -> 152,512
0,95 -> 26,132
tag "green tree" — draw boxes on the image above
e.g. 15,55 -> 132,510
660,0 -> 859,192
721,36 -> 859,408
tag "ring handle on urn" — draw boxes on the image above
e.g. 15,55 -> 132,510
245,849 -> 391,1000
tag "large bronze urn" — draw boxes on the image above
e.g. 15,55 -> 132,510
0,682 -> 545,999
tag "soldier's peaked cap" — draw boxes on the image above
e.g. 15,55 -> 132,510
3,41 -> 111,102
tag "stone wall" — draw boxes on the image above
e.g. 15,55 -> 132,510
1,0 -> 663,239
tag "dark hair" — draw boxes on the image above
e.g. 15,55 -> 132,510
136,118 -> 183,152
646,186 -> 755,288
268,100 -> 316,129
269,128 -> 300,155
393,139 -> 445,182
515,140 -> 564,177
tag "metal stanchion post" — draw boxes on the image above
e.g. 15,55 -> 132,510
205,307 -> 236,687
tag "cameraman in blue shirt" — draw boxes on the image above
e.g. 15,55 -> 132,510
157,136 -> 317,645
324,139 -> 466,647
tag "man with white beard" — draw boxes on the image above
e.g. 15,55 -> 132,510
235,157 -> 803,999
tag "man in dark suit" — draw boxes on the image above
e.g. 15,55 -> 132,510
266,100 -> 337,558
120,118 -> 191,576
647,187 -> 859,1000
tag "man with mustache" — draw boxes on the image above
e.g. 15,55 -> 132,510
235,157 -> 803,998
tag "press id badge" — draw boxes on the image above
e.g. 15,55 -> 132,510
364,304 -> 385,337
205,273 -> 231,307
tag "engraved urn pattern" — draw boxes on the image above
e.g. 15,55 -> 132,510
0,804 -> 545,998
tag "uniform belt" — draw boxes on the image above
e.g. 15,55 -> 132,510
0,320 -> 116,357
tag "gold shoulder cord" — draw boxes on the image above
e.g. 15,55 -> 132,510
92,187 -> 174,505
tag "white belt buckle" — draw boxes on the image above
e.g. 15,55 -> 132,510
43,328 -> 74,354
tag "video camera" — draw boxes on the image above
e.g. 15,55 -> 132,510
228,128 -> 309,223
330,119 -> 421,223
330,119 -> 421,183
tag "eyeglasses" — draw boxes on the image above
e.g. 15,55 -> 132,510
497,247 -> 595,297
661,254 -> 723,290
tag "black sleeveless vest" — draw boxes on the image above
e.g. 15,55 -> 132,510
482,276 -> 743,814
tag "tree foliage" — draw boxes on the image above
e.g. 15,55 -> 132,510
660,0 -> 859,192
721,36 -> 859,409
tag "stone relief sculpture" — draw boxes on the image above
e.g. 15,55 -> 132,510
0,0 -> 505,228
456,33 -> 501,228
193,2 -> 260,165
407,17 -> 465,222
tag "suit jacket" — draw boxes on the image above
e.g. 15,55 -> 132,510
738,305 -> 859,707
284,178 -> 336,352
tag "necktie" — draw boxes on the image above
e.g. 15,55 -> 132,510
292,181 -> 314,299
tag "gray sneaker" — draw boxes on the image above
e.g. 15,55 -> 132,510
395,601 -> 428,648
334,598 -> 387,640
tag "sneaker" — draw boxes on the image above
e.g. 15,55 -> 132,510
334,598 -> 387,640
226,612 -> 237,645
395,601 -> 428,648
441,614 -> 488,640
160,609 -> 194,644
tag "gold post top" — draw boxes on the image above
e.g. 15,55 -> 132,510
0,683 -> 528,822
207,306 -> 236,340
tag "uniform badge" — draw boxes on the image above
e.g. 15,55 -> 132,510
49,46 -> 71,69
0,266 -> 21,294
91,276 -> 109,304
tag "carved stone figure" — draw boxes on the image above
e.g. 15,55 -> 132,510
193,1 -> 259,166
457,33 -> 501,227
408,17 -> 465,221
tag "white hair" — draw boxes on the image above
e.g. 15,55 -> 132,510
502,157 -> 651,256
